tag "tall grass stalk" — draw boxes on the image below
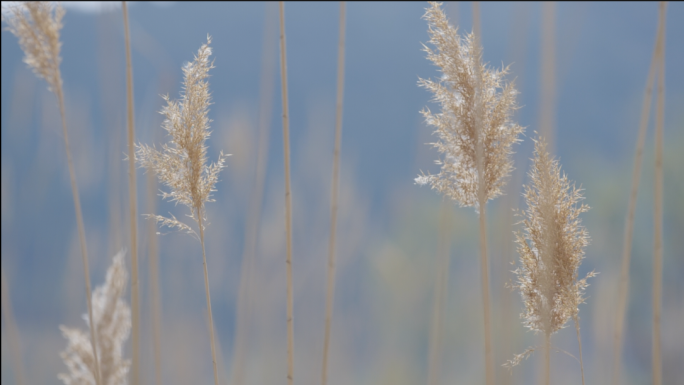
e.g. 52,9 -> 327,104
121,3 -> 140,384
652,3 -> 667,385
232,4 -> 278,385
146,169 -> 162,385
472,4 -> 495,384
1,269 -> 26,385
321,3 -> 346,385
427,200 -> 452,385
611,4 -> 665,384
2,4 -> 102,384
278,3 -> 295,384
540,2 -> 556,152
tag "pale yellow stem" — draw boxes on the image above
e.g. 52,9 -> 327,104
611,6 -> 664,384
652,3 -> 666,385
540,2 -> 556,153
56,76 -> 102,385
574,316 -> 586,385
321,3 -> 346,385
198,209 -> 220,385
146,170 -> 162,385
122,3 -> 140,384
232,4 -> 278,385
279,3 -> 295,384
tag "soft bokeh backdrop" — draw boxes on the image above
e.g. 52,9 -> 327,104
1,2 -> 683,384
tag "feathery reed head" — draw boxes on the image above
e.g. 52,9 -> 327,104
415,2 -> 524,209
136,36 -> 227,235
513,137 -> 594,337
59,250 -> 131,385
2,1 -> 64,92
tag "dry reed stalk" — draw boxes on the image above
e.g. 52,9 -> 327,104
59,251 -> 132,385
278,3 -> 295,385
539,2 -> 556,152
611,4 -> 666,384
416,3 -> 524,384
1,268 -> 27,385
2,4 -> 102,384
321,3 -> 346,385
121,3 -> 140,384
506,137 -> 595,385
136,37 -> 226,385
652,3 -> 667,385
231,4 -> 278,385
427,200 -> 452,385
146,169 -> 162,385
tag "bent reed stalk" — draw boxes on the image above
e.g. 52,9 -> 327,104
278,3 -> 295,384
652,3 -> 666,385
611,5 -> 666,384
2,4 -> 102,384
121,3 -> 140,385
321,3 -> 346,385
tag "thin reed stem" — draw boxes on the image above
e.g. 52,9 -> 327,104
652,3 -> 666,385
611,5 -> 665,384
573,317 -> 586,385
1,269 -> 26,385
321,3 -> 346,385
544,332 -> 551,385
472,4 -> 494,385
427,200 -> 452,385
121,3 -> 140,384
147,170 -> 162,385
540,2 -> 556,152
198,210 -> 219,385
232,4 -> 278,385
279,3 -> 295,384
56,81 -> 102,385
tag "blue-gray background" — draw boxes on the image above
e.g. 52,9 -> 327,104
1,2 -> 683,384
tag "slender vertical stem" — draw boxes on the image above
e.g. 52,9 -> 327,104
321,3 -> 346,385
1,269 -> 26,385
427,200 -> 452,385
574,317 -> 586,385
652,3 -> 666,385
611,6 -> 664,384
198,209 -> 220,385
232,4 -> 278,385
279,4 -> 294,384
147,171 -> 162,385
472,3 -> 494,385
544,332 -> 551,385
121,4 -> 140,384
56,81 -> 102,385
540,2 -> 556,152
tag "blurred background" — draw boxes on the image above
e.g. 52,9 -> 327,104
1,2 -> 683,384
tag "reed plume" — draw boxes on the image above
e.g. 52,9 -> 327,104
59,251 -> 131,385
505,137 -> 595,385
121,3 -> 140,384
136,36 -> 226,385
2,3 -> 102,384
415,3 -> 523,384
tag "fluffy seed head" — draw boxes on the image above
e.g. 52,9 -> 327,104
136,36 -> 227,235
59,250 -> 131,385
415,2 -> 524,209
514,137 -> 595,336
2,1 -> 64,92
